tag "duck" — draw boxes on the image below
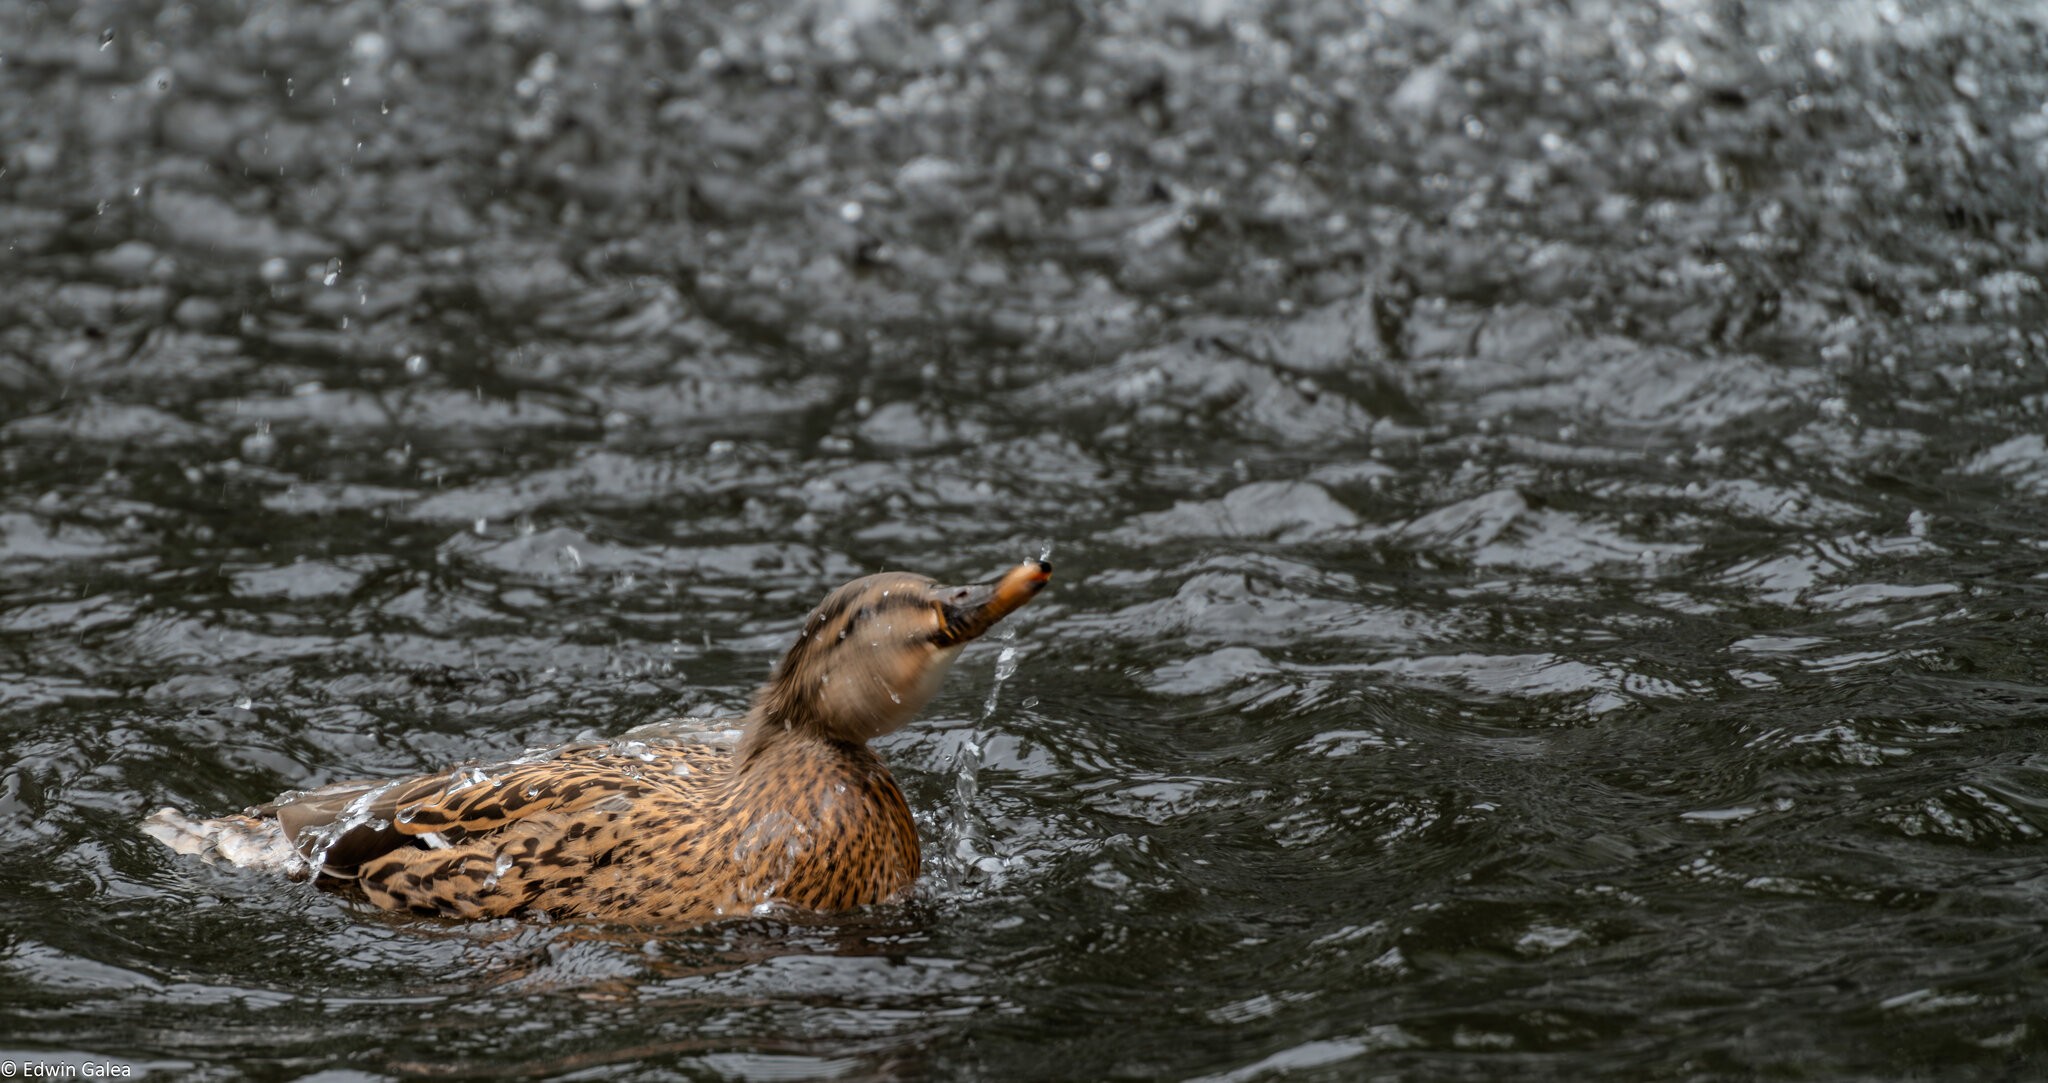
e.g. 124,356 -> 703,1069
144,559 -> 1051,924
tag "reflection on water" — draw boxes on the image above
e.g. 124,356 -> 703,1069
6,0 -> 2048,1077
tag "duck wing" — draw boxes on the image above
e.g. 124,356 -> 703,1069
263,745 -> 706,882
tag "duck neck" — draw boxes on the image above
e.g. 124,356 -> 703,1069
735,702 -> 851,770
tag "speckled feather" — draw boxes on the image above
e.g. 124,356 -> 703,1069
145,561 -> 1049,926
286,736 -> 921,922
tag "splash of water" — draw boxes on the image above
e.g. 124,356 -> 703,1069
297,780 -> 402,878
982,644 -> 1020,718
945,634 -> 1022,891
941,550 -> 1048,889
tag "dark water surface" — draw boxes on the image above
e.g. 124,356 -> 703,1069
6,0 -> 2048,1078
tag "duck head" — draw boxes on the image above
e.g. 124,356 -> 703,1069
752,560 -> 1052,745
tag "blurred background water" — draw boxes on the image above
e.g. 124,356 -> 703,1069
4,0 -> 2048,1078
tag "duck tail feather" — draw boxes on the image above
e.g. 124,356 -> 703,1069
142,807 -> 306,877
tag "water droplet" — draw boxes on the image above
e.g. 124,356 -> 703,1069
240,426 -> 277,463
99,28 -> 115,50
233,695 -> 253,710
405,353 -> 428,376
839,200 -> 864,223
481,851 -> 515,888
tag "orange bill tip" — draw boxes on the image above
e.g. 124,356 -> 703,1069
932,560 -> 1054,646
990,559 -> 1052,614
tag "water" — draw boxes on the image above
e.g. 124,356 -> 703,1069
943,637 -> 1018,889
4,0 -> 2048,1077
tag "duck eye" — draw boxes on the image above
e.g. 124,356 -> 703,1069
951,589 -> 971,601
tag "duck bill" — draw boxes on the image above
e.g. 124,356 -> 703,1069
934,560 -> 1052,646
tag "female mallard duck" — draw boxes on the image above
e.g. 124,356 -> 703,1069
145,559 -> 1051,924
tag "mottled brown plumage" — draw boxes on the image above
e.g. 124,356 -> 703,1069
145,560 -> 1051,925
